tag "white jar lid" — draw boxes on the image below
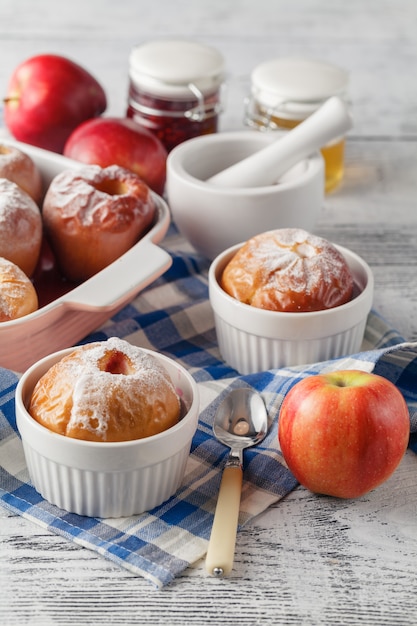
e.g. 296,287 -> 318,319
251,57 -> 349,120
129,39 -> 225,99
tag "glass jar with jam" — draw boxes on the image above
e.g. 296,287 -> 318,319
127,39 -> 225,153
245,58 -> 350,192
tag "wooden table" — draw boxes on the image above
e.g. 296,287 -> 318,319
1,1 -> 416,624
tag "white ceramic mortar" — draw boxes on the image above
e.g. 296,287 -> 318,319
166,131 -> 324,260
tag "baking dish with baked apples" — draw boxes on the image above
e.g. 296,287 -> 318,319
0,140 -> 172,372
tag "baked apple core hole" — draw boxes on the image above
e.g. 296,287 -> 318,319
294,242 -> 315,258
98,350 -> 134,375
94,178 -> 128,197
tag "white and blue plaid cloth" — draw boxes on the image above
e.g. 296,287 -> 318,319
1,227 -> 417,588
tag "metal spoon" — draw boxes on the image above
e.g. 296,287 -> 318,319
205,388 -> 268,577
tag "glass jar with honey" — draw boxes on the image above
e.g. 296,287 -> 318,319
245,58 -> 350,192
127,39 -> 225,153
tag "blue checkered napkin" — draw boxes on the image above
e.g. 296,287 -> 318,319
1,245 -> 416,588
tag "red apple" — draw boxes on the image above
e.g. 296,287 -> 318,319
4,54 -> 106,153
63,117 -> 167,196
278,370 -> 409,498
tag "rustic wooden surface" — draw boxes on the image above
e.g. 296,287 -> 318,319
1,1 -> 417,624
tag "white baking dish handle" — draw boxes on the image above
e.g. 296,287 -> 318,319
60,240 -> 172,310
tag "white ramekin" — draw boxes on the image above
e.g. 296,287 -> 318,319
209,242 -> 374,374
15,347 -> 200,518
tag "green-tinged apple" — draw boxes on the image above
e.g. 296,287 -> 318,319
63,117 -> 167,196
278,370 -> 409,498
4,54 -> 106,153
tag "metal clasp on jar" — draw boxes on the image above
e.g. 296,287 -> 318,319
243,94 -> 281,130
128,82 -> 224,122
185,82 -> 224,121
243,93 -> 323,131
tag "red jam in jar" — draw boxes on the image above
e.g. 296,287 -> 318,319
127,40 -> 225,152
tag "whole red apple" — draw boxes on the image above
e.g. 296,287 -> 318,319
63,117 -> 167,196
278,370 -> 409,498
4,54 -> 106,153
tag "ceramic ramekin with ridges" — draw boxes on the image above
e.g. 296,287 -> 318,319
208,242 -> 374,374
15,347 -> 200,518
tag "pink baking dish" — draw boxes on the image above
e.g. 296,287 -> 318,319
0,139 -> 172,372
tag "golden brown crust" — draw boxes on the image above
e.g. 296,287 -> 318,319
220,229 -> 353,312
42,165 -> 156,282
0,179 -> 43,277
0,143 -> 42,204
29,338 -> 181,442
0,257 -> 38,322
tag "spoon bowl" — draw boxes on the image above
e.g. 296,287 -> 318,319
213,389 -> 268,451
205,388 -> 268,577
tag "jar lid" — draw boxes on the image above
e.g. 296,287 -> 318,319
129,39 -> 225,99
251,57 -> 349,120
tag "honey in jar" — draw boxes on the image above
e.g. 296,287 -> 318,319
127,39 -> 225,153
245,58 -> 350,192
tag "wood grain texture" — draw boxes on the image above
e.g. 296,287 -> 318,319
2,452 -> 417,625
1,1 -> 417,624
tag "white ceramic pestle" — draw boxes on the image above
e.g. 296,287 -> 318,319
207,96 -> 352,188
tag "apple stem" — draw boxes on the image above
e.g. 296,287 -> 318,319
3,96 -> 19,104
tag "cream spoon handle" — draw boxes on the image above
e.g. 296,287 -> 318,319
205,464 -> 243,577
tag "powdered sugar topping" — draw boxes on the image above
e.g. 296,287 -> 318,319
60,338 -> 177,438
222,228 -> 353,312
